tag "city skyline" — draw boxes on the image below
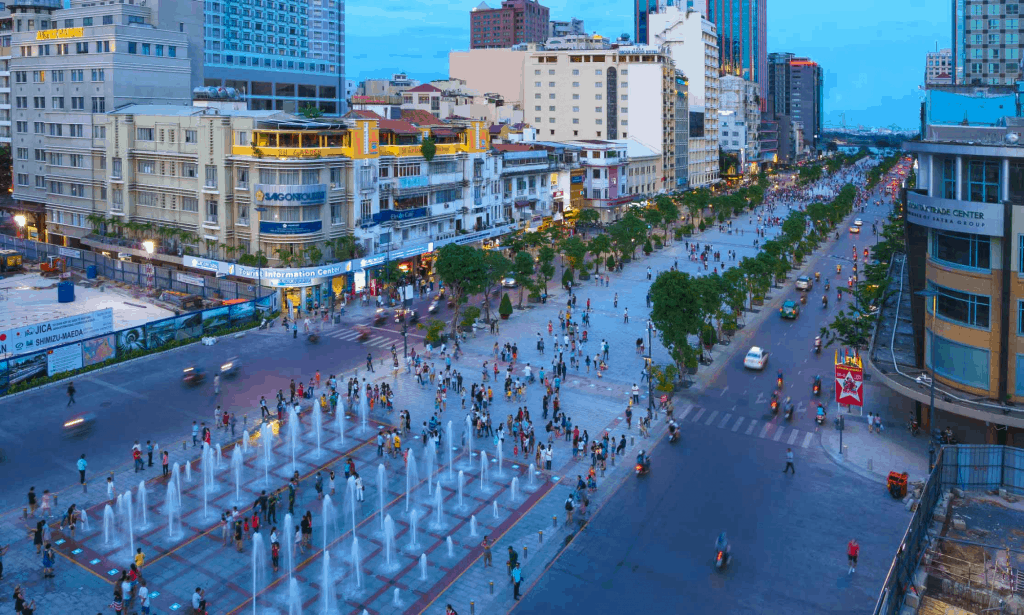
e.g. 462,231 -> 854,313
347,0 -> 948,129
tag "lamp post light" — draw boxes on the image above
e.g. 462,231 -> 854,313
13,214 -> 25,239
142,240 -> 155,290
647,320 -> 655,417
254,206 -> 268,304
916,288 -> 939,468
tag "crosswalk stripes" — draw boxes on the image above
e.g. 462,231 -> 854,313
676,406 -> 817,449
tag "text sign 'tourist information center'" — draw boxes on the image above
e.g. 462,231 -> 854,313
0,308 -> 114,355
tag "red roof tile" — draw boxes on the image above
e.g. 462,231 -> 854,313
405,84 -> 442,93
401,109 -> 446,126
379,119 -> 421,135
345,109 -> 384,120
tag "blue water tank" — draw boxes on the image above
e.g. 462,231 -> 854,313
57,280 -> 75,303
86,265 -> 97,279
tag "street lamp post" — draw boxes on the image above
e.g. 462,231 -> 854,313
916,288 -> 939,469
647,320 -> 655,417
142,240 -> 155,290
254,206 -> 268,305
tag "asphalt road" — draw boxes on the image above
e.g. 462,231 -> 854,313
517,186 -> 913,614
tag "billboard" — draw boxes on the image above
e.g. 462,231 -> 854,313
835,352 -> 864,407
82,334 -> 116,367
258,220 -> 323,235
202,306 -> 230,334
254,184 -> 327,205
47,343 -> 83,377
0,308 -> 114,355
906,193 -> 1004,237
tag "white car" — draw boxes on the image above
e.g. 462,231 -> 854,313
501,277 -> 517,288
795,275 -> 812,291
744,346 -> 769,370
854,218 -> 864,226
849,225 -> 861,234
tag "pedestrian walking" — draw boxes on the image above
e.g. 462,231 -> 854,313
161,450 -> 169,477
847,539 -> 859,574
511,561 -> 523,600
27,486 -> 37,516
66,381 -> 76,406
783,448 -> 795,474
146,441 -> 154,467
191,421 -> 199,447
42,543 -> 55,577
623,307 -> 629,323
137,579 -> 151,615
77,454 -> 87,485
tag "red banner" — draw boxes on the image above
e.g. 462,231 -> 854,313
835,362 -> 864,407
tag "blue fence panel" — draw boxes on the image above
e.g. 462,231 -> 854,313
1003,447 -> 1024,495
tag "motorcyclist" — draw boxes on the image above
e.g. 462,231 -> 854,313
822,294 -> 828,307
816,403 -> 826,418
668,420 -> 678,439
777,370 -> 784,386
814,375 -> 822,389
715,531 -> 730,561
814,336 -> 822,350
636,450 -> 649,470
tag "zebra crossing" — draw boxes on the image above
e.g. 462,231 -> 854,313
675,404 -> 816,449
319,327 -> 398,348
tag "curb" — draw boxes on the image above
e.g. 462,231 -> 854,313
818,434 -> 889,486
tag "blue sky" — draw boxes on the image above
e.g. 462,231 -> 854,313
347,0 -> 947,129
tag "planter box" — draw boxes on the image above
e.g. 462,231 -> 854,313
579,272 -> 591,281
527,295 -> 541,304
751,298 -> 764,306
500,313 -> 510,320
686,366 -> 698,375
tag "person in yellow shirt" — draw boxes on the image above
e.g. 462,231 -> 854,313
134,547 -> 145,569
393,432 -> 401,458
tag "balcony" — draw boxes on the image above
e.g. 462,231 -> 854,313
378,143 -> 464,158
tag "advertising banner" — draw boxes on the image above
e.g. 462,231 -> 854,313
373,208 -> 428,224
117,326 -> 146,354
229,302 -> 255,323
0,308 -> 114,355
835,362 -> 865,407
259,220 -> 323,235
202,306 -> 230,334
47,343 -> 83,377
175,312 -> 204,341
176,272 -> 206,287
254,184 -> 327,206
81,334 -> 116,367
145,318 -> 177,349
8,351 -> 46,387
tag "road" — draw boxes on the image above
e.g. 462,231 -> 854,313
517,175 -> 914,614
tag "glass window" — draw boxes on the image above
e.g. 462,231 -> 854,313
968,159 -> 1000,203
942,158 -> 957,199
927,282 -> 991,329
927,331 -> 990,390
931,230 -> 990,269
1010,162 -> 1024,205
1014,354 -> 1024,395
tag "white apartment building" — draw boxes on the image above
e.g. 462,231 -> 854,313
649,4 -> 720,188
720,74 -> 759,173
925,48 -> 952,87
8,0 -> 202,243
614,138 -> 662,198
521,44 -> 685,191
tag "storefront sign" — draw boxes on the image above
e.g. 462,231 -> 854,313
397,176 -> 429,190
58,247 -> 82,259
259,220 -> 323,235
906,193 -> 1004,237
36,27 -> 83,40
0,308 -> 114,355
254,184 -> 327,205
373,208 -> 428,224
176,272 -> 206,287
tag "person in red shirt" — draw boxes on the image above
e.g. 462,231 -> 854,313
847,539 -> 860,574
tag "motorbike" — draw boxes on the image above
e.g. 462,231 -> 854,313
715,548 -> 731,570
409,311 -> 420,325
668,422 -> 679,442
784,405 -> 793,421
907,419 -> 920,437
182,366 -> 206,387
799,294 -> 807,305
825,281 -> 830,291
259,318 -> 275,330
428,301 -> 439,315
814,272 -> 820,282
357,327 -> 371,342
815,406 -> 826,425
933,428 -> 958,445
220,357 -> 240,379
777,375 -> 783,389
822,296 -> 828,309
770,397 -> 779,414
635,456 -> 651,476
813,380 -> 821,396
63,412 -> 96,437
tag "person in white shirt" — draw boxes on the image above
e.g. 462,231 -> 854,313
192,587 -> 205,613
137,580 -> 151,615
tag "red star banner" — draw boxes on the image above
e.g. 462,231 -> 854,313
835,362 -> 864,407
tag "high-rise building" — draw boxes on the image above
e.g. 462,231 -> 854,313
703,0 -> 766,112
470,0 -> 549,49
765,52 -> 821,160
635,0 -> 659,45
925,48 -> 953,86
720,75 -> 760,172
521,43 -> 688,208
548,18 -> 584,39
649,5 -> 720,187
0,6 -> 12,148
6,0 -> 202,239
202,0 -> 346,115
953,0 -> 1024,85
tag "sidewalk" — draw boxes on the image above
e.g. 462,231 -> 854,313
821,413 -> 931,486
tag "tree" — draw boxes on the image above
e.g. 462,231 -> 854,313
537,245 -> 556,293
576,208 -> 601,227
559,236 -> 588,274
821,279 -> 888,352
650,271 -> 704,367
640,207 -> 662,239
303,245 -> 324,266
655,195 -> 679,240
480,251 -> 512,322
435,244 -> 487,335
299,104 -> 324,119
512,250 -> 535,307
588,234 -> 611,274
498,293 -> 513,318
420,137 -> 437,162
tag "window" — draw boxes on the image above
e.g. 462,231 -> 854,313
1017,300 -> 1024,335
137,160 -> 155,174
112,158 -> 122,178
141,43 -> 150,55
96,126 -> 106,139
182,163 -> 198,178
927,282 -> 991,329
331,203 -> 343,224
111,190 -> 124,210
330,167 -> 343,188
301,169 -> 320,184
968,159 -> 1000,203
15,148 -> 27,160
182,197 -> 199,212
205,165 -> 218,188
91,68 -> 104,82
942,158 -> 957,199
205,199 -> 219,222
237,204 -> 249,224
70,154 -> 84,168
185,130 -> 197,143
128,42 -> 137,54
926,331 -> 990,390
103,15 -> 114,25
70,184 -> 84,197
14,97 -> 25,109
16,174 -> 27,186
91,97 -> 105,113
51,96 -> 64,109
32,70 -> 43,83
932,230 -> 990,269
75,42 -> 88,54
137,128 -> 154,141
236,168 -> 249,189
49,124 -> 63,137
33,96 -> 44,109
70,125 -> 83,138
168,46 -> 176,58
70,69 -> 83,82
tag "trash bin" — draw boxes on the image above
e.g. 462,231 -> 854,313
333,314 -> 341,324
57,280 -> 75,303
85,265 -> 97,279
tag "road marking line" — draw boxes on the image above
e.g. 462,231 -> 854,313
692,408 -> 706,423
732,417 -> 744,432
719,413 -> 732,429
773,427 -> 785,441
720,386 -> 729,396
705,410 -> 719,426
676,408 -> 691,422
745,420 -> 757,435
802,433 -> 813,448
787,430 -> 799,445
758,423 -> 770,439
88,377 -> 146,399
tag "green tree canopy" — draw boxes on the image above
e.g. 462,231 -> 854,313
435,244 -> 487,335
